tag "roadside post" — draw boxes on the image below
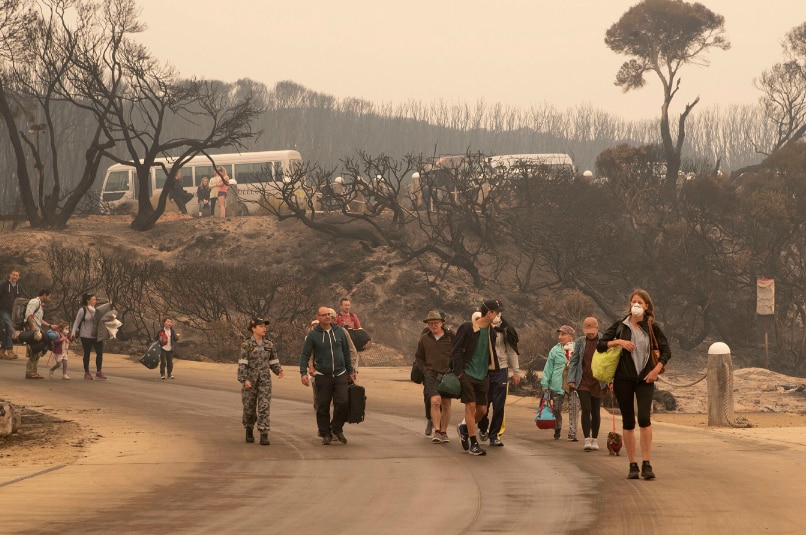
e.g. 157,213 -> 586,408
707,342 -> 734,426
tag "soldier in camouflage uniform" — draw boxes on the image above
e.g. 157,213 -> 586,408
238,318 -> 284,445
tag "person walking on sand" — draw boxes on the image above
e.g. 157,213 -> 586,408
568,317 -> 605,451
0,269 -> 21,360
453,299 -> 503,457
239,318 -> 284,445
542,325 -> 580,441
71,293 -> 107,380
300,307 -> 355,445
414,309 -> 454,444
598,289 -> 671,480
48,321 -> 72,380
156,317 -> 180,380
24,289 -> 54,379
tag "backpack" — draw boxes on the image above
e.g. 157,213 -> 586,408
12,297 -> 37,330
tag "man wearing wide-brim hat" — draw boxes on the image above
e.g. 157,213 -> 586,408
414,309 -> 454,444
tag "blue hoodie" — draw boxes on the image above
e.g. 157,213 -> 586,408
299,324 -> 353,377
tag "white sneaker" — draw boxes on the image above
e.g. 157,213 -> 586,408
160,375 -> 165,380
590,438 -> 599,451
583,437 -> 592,451
62,374 -> 70,380
49,369 -> 55,379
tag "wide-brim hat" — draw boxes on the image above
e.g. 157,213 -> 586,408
422,309 -> 445,323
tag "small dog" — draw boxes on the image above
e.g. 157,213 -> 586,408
607,431 -> 623,456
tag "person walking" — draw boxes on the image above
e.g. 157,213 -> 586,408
453,299 -> 503,457
414,309 -> 454,444
71,293 -> 107,380
48,321 -> 72,380
568,317 -> 605,451
542,325 -> 580,441
238,318 -> 284,445
299,306 -> 355,445
477,314 -> 521,447
156,317 -> 180,380
24,289 -> 54,379
598,289 -> 672,480
0,269 -> 21,360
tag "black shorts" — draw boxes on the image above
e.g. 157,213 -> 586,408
459,373 -> 489,405
423,369 -> 448,399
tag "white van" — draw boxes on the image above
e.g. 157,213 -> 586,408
100,150 -> 303,215
487,153 -> 576,178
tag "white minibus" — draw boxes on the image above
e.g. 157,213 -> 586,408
99,150 -> 303,215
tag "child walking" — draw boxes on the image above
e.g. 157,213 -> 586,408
49,321 -> 71,380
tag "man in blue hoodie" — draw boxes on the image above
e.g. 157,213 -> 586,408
300,306 -> 355,445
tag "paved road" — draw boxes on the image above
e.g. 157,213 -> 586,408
2,355 -> 805,534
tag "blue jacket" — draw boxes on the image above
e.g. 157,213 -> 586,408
541,343 -> 569,394
299,324 -> 353,376
568,334 -> 607,388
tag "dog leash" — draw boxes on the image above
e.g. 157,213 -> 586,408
611,386 -> 617,433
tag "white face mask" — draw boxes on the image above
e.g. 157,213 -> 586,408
631,303 -> 644,318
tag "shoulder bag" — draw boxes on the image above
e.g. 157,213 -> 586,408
591,345 -> 621,383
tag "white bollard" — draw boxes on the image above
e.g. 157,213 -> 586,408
707,342 -> 734,426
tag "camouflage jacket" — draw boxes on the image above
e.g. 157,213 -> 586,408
238,336 -> 282,383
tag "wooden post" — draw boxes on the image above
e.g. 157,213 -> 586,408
707,342 -> 734,427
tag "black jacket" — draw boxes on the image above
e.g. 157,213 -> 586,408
450,321 -> 499,375
597,316 -> 671,381
0,280 -> 21,314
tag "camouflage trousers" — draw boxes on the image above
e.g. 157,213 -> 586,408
242,378 -> 272,432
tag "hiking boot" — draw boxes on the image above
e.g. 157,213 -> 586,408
424,419 -> 434,437
322,434 -> 332,445
334,432 -> 347,444
95,371 -> 107,380
478,430 -> 489,442
590,439 -> 599,451
641,461 -> 656,480
457,423 -> 469,451
439,432 -> 450,444
627,462 -> 640,479
62,374 -> 70,380
554,428 -> 561,440
260,433 -> 270,446
468,442 -> 487,456
583,438 -> 592,451
489,437 -> 504,447
84,372 -> 94,380
432,431 -> 442,444
245,428 -> 255,443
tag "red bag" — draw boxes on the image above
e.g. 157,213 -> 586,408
534,393 -> 556,430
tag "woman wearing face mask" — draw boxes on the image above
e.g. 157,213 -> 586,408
598,289 -> 671,480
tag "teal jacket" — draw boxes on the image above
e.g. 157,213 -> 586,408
541,343 -> 569,395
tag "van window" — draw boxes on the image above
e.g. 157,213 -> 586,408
155,167 -> 192,189
105,171 -> 129,192
235,162 -> 273,184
